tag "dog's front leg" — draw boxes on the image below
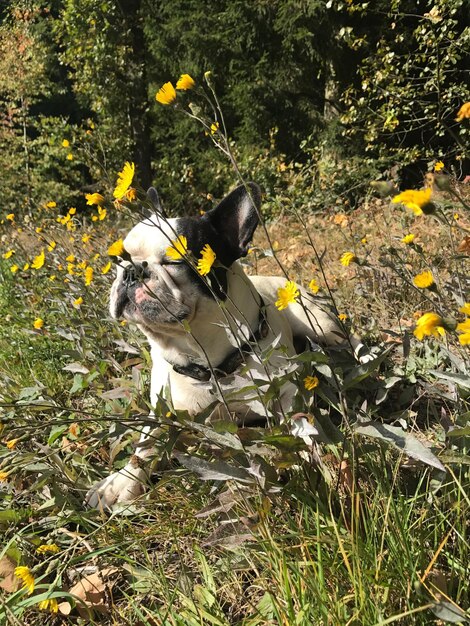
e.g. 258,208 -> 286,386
85,353 -> 170,510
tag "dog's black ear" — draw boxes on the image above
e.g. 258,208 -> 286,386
206,182 -> 261,258
146,186 -> 169,219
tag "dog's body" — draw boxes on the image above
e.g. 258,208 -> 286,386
86,183 -> 359,509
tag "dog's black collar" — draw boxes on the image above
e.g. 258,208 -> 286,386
172,297 -> 269,382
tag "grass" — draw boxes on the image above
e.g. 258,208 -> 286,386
0,183 -> 469,624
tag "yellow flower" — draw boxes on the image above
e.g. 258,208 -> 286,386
10,264 -> 19,273
413,312 -> 446,341
304,375 -> 319,391
66,254 -> 75,262
401,234 -> 415,245
275,280 -> 300,311
176,74 -> 195,90
66,153 -> 73,161
108,238 -> 125,257
23,263 -> 30,271
31,250 -> 45,270
2,249 -> 14,259
73,297 -> 83,307
340,252 -> 357,267
0,471 -> 10,481
392,188 -> 433,216
455,102 -> 470,122
459,303 -> 470,316
413,270 -> 435,289
210,122 -> 219,134
49,275 -> 56,281
14,566 -> 35,595
6,213 -> 14,221
86,192 -> 104,206
68,207 -> 76,215
6,438 -> 19,449
434,161 -> 444,172
308,278 -> 320,294
48,241 -> 56,251
45,201 -> 56,208
101,261 -> 112,274
35,227 -> 43,233
67,263 -> 75,275
456,318 -> 470,345
113,162 -> 135,200
82,234 -> 91,244
84,266 -> 94,286
156,81 -> 177,105
33,318 -> 44,330
62,139 -> 70,147
38,598 -> 59,613
197,243 -> 216,276
36,544 -> 60,554
338,313 -> 348,322
166,235 -> 188,260
97,206 -> 107,220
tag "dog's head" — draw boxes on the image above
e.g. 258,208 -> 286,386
109,183 -> 261,334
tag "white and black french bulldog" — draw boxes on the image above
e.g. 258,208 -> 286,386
86,183 -> 362,509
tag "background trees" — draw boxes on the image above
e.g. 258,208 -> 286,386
1,0 -> 468,215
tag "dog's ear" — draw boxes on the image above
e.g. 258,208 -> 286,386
206,182 -> 261,258
146,187 -> 167,218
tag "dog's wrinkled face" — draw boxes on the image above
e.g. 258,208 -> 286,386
109,183 -> 261,335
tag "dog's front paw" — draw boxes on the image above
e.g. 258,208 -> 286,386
85,458 -> 147,510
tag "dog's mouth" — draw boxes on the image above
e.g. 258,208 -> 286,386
113,279 -> 192,327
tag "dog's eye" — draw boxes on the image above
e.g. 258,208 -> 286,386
162,259 -> 184,266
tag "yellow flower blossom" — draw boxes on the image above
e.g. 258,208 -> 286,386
156,82 -> 177,105
15,566 -> 35,594
101,261 -> 112,274
35,227 -> 43,233
459,303 -> 470,316
36,544 -> 60,554
47,241 -> 56,251
434,161 -> 444,172
392,188 -> 433,216
97,206 -> 107,220
338,313 -> 348,322
401,234 -> 415,245
33,318 -> 44,330
108,239 -> 125,257
31,250 -> 45,270
197,244 -> 216,276
413,270 -> 435,289
210,122 -> 219,134
68,207 -> 76,215
113,162 -> 135,200
38,598 -> 59,613
176,74 -> 195,90
62,139 -> 70,147
66,153 -> 73,161
7,213 -> 14,221
304,375 -> 319,391
82,234 -> 91,244
84,266 -> 94,286
457,318 -> 470,345
6,438 -> 18,449
340,252 -> 357,267
67,263 -> 75,275
308,278 -> 320,294
49,275 -> 56,281
0,471 -> 10,481
413,312 -> 446,341
275,280 -> 299,311
73,297 -> 83,307
166,235 -> 188,260
10,264 -> 19,273
66,254 -> 75,262
455,102 -> 470,122
85,192 -> 105,205
2,249 -> 14,259
23,263 -> 30,271
46,201 -> 57,209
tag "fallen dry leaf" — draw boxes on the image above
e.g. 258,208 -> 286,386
66,567 -> 119,618
0,555 -> 21,593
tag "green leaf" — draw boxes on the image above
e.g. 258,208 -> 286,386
342,347 -> 393,391
353,421 -> 445,471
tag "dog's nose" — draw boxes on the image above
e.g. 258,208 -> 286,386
123,262 -> 150,286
